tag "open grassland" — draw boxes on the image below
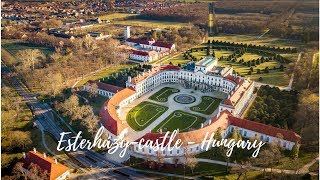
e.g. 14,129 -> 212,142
214,49 -> 234,59
161,53 -> 189,65
75,63 -> 133,87
211,33 -> 300,62
237,53 -> 261,61
149,87 -> 180,102
191,96 -> 222,115
212,34 -> 303,48
152,110 -> 207,133
99,13 -> 138,20
112,19 -> 189,29
127,101 -> 168,131
1,39 -> 54,57
218,60 -> 288,86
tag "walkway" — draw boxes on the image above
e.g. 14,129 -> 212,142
287,52 -> 302,90
122,83 -> 227,142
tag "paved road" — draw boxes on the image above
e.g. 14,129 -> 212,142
1,63 -> 150,179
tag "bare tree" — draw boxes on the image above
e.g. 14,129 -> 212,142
16,49 -> 45,71
231,161 -> 252,180
185,155 -> 198,174
86,82 -> 99,99
81,114 -> 99,135
12,162 -> 27,180
156,151 -> 165,170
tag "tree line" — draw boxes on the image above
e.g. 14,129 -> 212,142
2,34 -> 129,97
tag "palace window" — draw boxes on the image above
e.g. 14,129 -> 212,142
283,142 -> 287,148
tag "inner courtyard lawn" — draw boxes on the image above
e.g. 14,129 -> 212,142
148,87 -> 180,102
190,96 -> 222,115
126,101 -> 168,131
152,110 -> 207,133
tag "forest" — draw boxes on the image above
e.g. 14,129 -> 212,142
138,1 -> 319,41
245,86 -> 298,130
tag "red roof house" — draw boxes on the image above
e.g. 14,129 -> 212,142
21,149 -> 70,180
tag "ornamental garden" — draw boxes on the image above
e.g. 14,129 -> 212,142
126,86 -> 224,132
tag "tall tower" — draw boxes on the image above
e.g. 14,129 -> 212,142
208,2 -> 215,37
124,26 -> 131,40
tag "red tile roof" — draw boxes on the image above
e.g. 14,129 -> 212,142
22,151 -> 69,180
87,80 -> 124,93
131,65 -> 180,84
160,65 -> 180,71
132,49 -> 149,56
100,87 -> 136,135
228,116 -> 301,142
152,41 -> 174,49
224,74 -> 242,85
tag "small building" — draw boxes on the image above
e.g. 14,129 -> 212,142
21,149 -> 70,180
124,26 -> 130,40
83,80 -> 124,98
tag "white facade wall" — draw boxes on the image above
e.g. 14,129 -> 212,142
82,85 -> 115,98
227,125 -> 295,150
56,170 -> 70,180
102,68 -> 296,159
130,125 -> 296,158
233,82 -> 254,117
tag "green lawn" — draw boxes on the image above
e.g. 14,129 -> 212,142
75,63 -> 133,87
237,53 -> 261,62
148,87 -> 180,102
186,48 -> 288,86
249,71 -> 290,86
217,59 -> 289,86
126,101 -> 168,131
161,53 -> 190,66
215,49 -> 234,59
211,33 -> 300,62
1,39 -> 54,57
152,110 -> 207,133
191,96 -> 222,115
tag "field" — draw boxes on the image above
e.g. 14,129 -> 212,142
212,33 -> 303,49
190,96 -> 222,115
152,110 -> 207,133
99,13 -> 138,20
184,39 -> 294,86
161,53 -> 189,66
1,39 -> 54,57
126,101 -> 168,131
112,19 -> 189,29
75,63 -> 133,87
211,33 -> 301,62
148,87 -> 180,102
